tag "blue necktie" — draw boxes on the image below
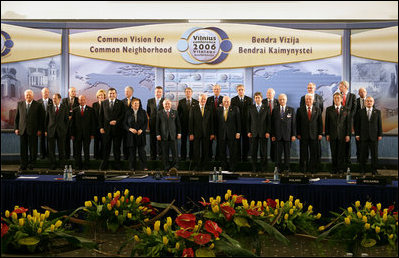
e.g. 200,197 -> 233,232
257,105 -> 260,113
280,107 -> 284,118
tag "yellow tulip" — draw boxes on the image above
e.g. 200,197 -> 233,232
383,214 -> 388,222
163,223 -> 168,231
376,203 -> 381,210
85,201 -> 91,207
163,236 -> 169,245
266,206 -> 270,213
209,197 -> 214,203
116,200 -> 121,208
365,202 -> 372,210
107,204 -> 112,211
284,214 -> 289,220
389,234 -> 394,239
37,227 -> 42,234
280,201 -> 285,208
370,210 -> 376,217
5,210 -> 10,218
225,193 -> 229,201
27,215 -> 32,221
365,223 -> 370,230
134,235 -> 140,242
318,226 -> 325,231
32,209 -> 38,217
21,212 -> 26,218
275,199 -> 279,207
11,212 -> 18,221
383,209 -> 388,214
289,209 -> 294,215
288,201 -> 293,208
344,217 -> 351,225
194,225 -> 199,232
175,242 -> 180,250
212,205 -> 219,213
232,195 -> 237,203
94,196 -> 98,203
114,191 -> 120,197
154,220 -> 161,232
114,210 -> 119,216
308,205 -> 313,212
39,222 -> 43,228
18,218 -> 25,227
107,193 -> 112,199
289,195 -> 294,202
260,212 -> 265,217
144,218 -> 149,223
120,196 -> 125,203
362,216 -> 367,223
127,213 -> 132,219
295,199 -> 300,206
45,210 -> 50,218
216,196 -> 221,203
55,220 -> 62,228
209,243 -> 215,249
167,217 -> 172,227
102,197 -> 106,203
33,217 -> 37,224
357,212 -> 362,219
50,224 -> 55,232
355,201 -> 361,208
375,226 -> 380,234
347,207 -> 353,213
146,227 -> 152,236
316,213 -> 322,219
258,230 -> 264,235
198,220 -> 202,226
14,206 -> 19,210
227,189 -> 232,197
124,189 -> 129,196
136,196 -> 142,204
263,201 -> 267,208
257,201 -> 262,208
274,209 -> 278,215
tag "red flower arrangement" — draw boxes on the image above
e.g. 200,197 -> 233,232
194,233 -> 212,245
220,205 -> 236,221
175,214 -> 196,229
204,220 -> 222,238
182,247 -> 194,257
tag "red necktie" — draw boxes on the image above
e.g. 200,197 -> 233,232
167,110 -> 170,118
307,107 -> 311,120
214,97 -> 218,109
269,100 -> 272,113
342,93 -> 346,106
56,106 -> 59,114
336,107 -> 339,115
81,106 -> 84,117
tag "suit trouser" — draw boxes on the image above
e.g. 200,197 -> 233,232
122,131 -> 129,160
180,131 -> 193,160
236,129 -> 250,161
65,121 -> 76,159
343,136 -> 351,168
276,140 -> 291,171
39,133 -> 48,158
251,136 -> 267,170
101,131 -> 122,169
149,131 -> 162,160
74,136 -> 91,169
161,138 -> 178,171
218,138 -> 237,171
330,139 -> 346,173
299,139 -> 318,173
128,144 -> 147,170
193,136 -> 210,170
209,139 -> 220,161
267,138 -> 276,162
94,131 -> 103,159
48,133 -> 66,168
360,139 -> 378,172
20,133 -> 38,168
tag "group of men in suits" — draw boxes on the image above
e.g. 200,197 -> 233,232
15,80 -> 383,175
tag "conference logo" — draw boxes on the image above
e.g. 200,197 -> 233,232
177,27 -> 232,65
1,30 -> 14,57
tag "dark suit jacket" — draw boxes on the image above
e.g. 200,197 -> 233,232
231,95 -> 253,133
99,99 -> 125,135
71,105 -> 96,138
355,108 -> 382,141
262,98 -> 279,116
325,105 -> 351,141
189,104 -> 214,139
14,100 -> 44,135
124,108 -> 148,147
247,104 -> 269,137
296,106 -> 323,140
92,101 -> 102,130
122,97 -> 142,110
45,103 -> 69,138
333,92 -> 357,118
178,98 -> 199,133
61,96 -> 79,114
206,95 -> 224,114
156,109 -> 181,141
37,98 -> 53,126
147,97 -> 164,131
300,93 -> 324,112
215,106 -> 241,141
271,106 -> 296,141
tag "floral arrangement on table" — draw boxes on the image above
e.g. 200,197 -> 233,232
1,206 -> 96,254
317,201 -> 398,254
121,213 -> 256,257
77,189 -> 163,233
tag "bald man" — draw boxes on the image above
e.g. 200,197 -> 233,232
62,87 -> 79,160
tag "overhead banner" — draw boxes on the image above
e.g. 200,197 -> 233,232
1,23 -> 62,63
351,26 -> 398,63
69,23 -> 342,68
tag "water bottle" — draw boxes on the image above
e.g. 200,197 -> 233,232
273,167 -> 279,181
68,165 -> 73,181
212,167 -> 217,182
346,167 -> 351,182
63,165 -> 68,180
218,167 -> 223,182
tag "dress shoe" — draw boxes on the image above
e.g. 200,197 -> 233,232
372,170 -> 379,176
19,166 -> 27,171
27,164 -> 33,170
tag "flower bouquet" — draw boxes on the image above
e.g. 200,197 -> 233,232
317,201 -> 398,255
1,206 -> 96,254
120,213 -> 255,257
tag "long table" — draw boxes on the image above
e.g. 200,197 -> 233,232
1,175 -> 397,215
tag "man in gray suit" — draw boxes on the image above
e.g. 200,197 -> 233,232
14,89 -> 44,170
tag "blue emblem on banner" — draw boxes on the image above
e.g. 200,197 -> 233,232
178,27 -> 232,65
1,31 -> 14,57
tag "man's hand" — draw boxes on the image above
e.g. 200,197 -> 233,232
345,136 -> 350,142
291,136 -> 296,142
137,129 -> 143,135
265,133 -> 270,139
157,135 -> 161,141
210,135 -> 215,140
100,128 -> 105,134
45,132 -> 48,137
247,133 -> 252,138
177,134 -> 181,140
271,136 -> 276,142
37,131 -> 42,136
189,135 -> 194,141
68,116 -> 72,120
378,136 -> 382,141
235,133 -> 240,139
90,135 -> 94,140
326,135 -> 330,142
297,135 -> 301,140
355,136 -> 360,141
109,120 -> 117,126
318,135 -> 322,141
15,130 -> 19,135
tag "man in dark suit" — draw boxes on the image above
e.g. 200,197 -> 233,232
262,88 -> 279,163
147,86 -> 164,160
37,87 -> 53,159
215,96 -> 241,172
14,89 -> 44,170
156,99 -> 181,172
99,88 -> 125,170
178,87 -> 198,161
337,81 -> 357,171
71,95 -> 96,170
271,94 -> 296,174
247,92 -> 270,173
45,93 -> 68,170
92,89 -> 107,160
296,94 -> 323,175
124,98 -> 148,171
122,86 -> 142,161
355,96 -> 383,176
231,84 -> 252,162
189,93 -> 215,171
61,87 -> 79,160
354,87 -> 368,162
206,84 -> 224,160
325,93 -> 351,174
